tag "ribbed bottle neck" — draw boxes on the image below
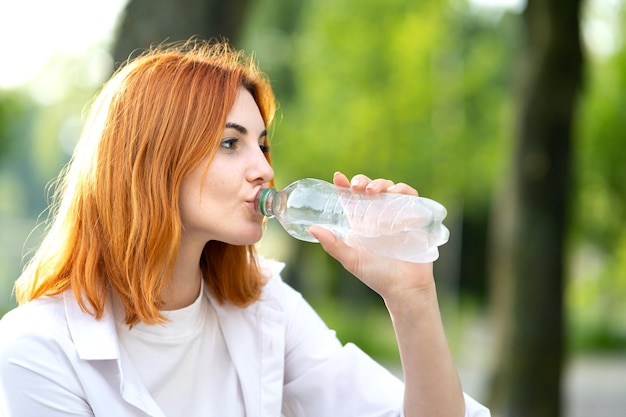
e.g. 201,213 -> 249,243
255,188 -> 276,217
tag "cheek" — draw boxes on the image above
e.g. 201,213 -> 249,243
178,189 -> 198,228
179,174 -> 225,217
179,158 -> 234,217
179,173 -> 205,220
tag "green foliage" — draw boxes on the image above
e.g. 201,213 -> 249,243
574,52 -> 626,249
568,33 -> 626,351
0,91 -> 28,161
313,298 -> 400,363
240,0 -> 519,358
245,0 -> 516,219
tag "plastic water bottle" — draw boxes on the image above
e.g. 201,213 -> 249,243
254,178 -> 450,263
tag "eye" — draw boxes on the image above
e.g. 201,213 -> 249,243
259,143 -> 270,154
220,138 -> 238,150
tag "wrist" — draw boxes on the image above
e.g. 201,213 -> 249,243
383,282 -> 440,319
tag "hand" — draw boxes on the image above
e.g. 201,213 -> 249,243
307,172 -> 436,302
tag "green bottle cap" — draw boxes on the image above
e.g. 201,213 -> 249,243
258,188 -> 273,216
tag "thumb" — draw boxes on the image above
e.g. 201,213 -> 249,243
308,225 -> 358,269
308,225 -> 340,251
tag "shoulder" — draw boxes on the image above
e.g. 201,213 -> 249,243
1,295 -> 67,338
0,294 -> 72,362
0,294 -> 97,413
258,257 -> 305,310
256,257 -> 334,340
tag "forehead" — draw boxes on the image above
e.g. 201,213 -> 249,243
226,88 -> 264,129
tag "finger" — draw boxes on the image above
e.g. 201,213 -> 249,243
365,178 -> 396,194
386,182 -> 419,196
332,171 -> 351,188
307,225 -> 337,247
349,174 -> 372,191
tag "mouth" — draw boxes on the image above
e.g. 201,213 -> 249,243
248,188 -> 265,214
246,199 -> 263,216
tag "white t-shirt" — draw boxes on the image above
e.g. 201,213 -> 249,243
113,283 -> 244,417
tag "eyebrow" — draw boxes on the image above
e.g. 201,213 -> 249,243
225,122 -> 267,139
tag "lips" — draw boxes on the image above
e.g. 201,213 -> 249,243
247,188 -> 265,213
246,199 -> 263,216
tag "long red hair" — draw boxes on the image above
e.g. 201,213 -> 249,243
15,39 -> 276,325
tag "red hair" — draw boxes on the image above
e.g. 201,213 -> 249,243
15,39 -> 276,325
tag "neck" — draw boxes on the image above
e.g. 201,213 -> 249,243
161,240 -> 205,310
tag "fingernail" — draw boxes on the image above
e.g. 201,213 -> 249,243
351,178 -> 360,186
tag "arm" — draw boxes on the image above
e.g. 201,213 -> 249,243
308,172 -> 466,417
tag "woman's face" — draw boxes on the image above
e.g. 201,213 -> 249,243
179,87 -> 274,248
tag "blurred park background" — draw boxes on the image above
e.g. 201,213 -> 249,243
1,0 -> 625,415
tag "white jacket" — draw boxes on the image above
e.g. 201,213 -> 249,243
0,260 -> 490,417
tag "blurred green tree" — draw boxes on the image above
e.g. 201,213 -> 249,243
487,0 -> 585,415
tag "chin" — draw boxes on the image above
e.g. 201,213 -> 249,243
230,229 -> 264,246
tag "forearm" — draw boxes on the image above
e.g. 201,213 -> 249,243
385,284 -> 465,417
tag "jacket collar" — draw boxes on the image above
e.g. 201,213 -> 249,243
63,291 -> 167,417
63,290 -> 119,360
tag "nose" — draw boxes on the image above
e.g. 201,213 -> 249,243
249,146 -> 274,185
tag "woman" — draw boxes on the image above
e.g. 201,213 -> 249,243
0,39 -> 490,416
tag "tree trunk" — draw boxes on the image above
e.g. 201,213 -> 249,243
112,0 -> 253,66
488,0 -> 584,416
